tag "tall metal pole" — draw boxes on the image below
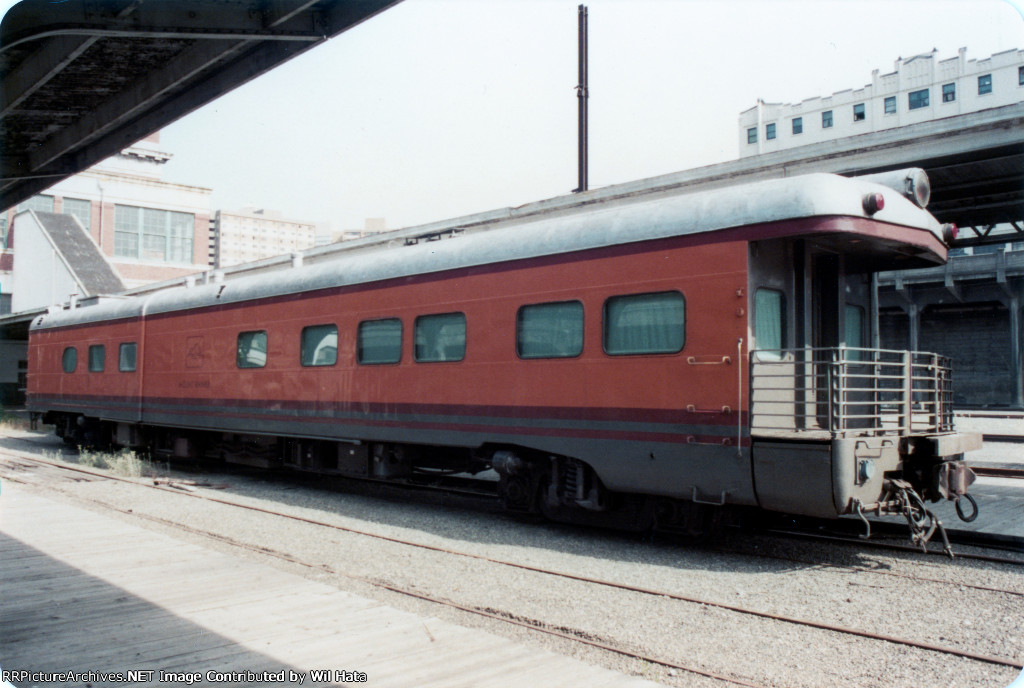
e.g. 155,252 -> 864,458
574,4 -> 588,193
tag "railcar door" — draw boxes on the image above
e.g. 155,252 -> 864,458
749,238 -> 842,518
811,253 -> 840,350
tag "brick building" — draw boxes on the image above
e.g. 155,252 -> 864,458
0,132 -> 212,312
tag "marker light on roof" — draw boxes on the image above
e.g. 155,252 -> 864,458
942,223 -> 959,244
862,192 -> 885,215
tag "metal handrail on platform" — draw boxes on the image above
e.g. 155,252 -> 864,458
750,347 -> 954,438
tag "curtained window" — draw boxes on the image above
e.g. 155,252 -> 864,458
62,347 -> 77,373
754,289 -> 785,356
88,344 -> 105,372
119,343 -> 137,372
358,318 -> 402,364
603,291 -> 685,355
517,301 -> 583,359
415,313 -> 466,362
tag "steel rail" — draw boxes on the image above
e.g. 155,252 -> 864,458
1,449 -> 1021,672
972,466 -> 1024,479
757,526 -> 1024,566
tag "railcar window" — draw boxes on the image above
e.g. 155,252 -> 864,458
414,313 -> 466,362
237,331 -> 268,369
357,318 -> 402,365
754,289 -> 786,359
119,343 -> 137,372
88,345 -> 105,372
300,325 -> 337,367
62,347 -> 77,373
517,301 -> 584,359
603,291 -> 685,355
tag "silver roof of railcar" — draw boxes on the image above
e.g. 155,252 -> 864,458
33,171 -> 944,331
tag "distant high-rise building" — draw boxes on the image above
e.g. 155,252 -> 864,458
331,218 -> 391,244
210,207 -> 317,268
738,47 -> 1024,158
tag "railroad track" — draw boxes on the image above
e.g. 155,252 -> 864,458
972,465 -> 1024,479
2,447 -> 1021,687
981,434 -> 1024,444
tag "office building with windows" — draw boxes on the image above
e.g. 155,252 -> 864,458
211,207 -> 318,268
739,47 -> 1024,157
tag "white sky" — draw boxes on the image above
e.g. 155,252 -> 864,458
3,0 -> 1024,231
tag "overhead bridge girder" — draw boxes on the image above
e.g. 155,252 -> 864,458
0,0 -> 401,210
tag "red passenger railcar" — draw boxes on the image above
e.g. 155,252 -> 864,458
28,170 -> 979,543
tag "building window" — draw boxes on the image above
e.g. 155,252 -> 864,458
300,324 -> 337,367
978,73 -> 992,95
0,217 -> 6,249
884,96 -> 896,115
114,205 -> 194,263
88,345 -> 105,373
236,331 -> 267,368
821,110 -> 833,128
603,291 -> 685,356
792,117 -> 803,135
357,318 -> 402,365
517,301 -> 584,359
765,123 -> 776,140
119,342 -> 137,372
17,195 -> 54,213
1019,66 -> 1024,85
746,127 -> 757,144
941,83 -> 956,103
908,89 -> 929,110
62,198 -> 91,232
853,103 -> 865,121
62,347 -> 77,373
415,312 -> 466,362
0,294 -> 10,315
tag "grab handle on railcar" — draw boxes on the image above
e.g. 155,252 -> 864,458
686,356 -> 731,365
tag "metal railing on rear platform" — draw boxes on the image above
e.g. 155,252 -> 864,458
750,347 -> 954,438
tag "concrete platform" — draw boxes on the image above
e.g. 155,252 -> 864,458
0,483 -> 664,688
